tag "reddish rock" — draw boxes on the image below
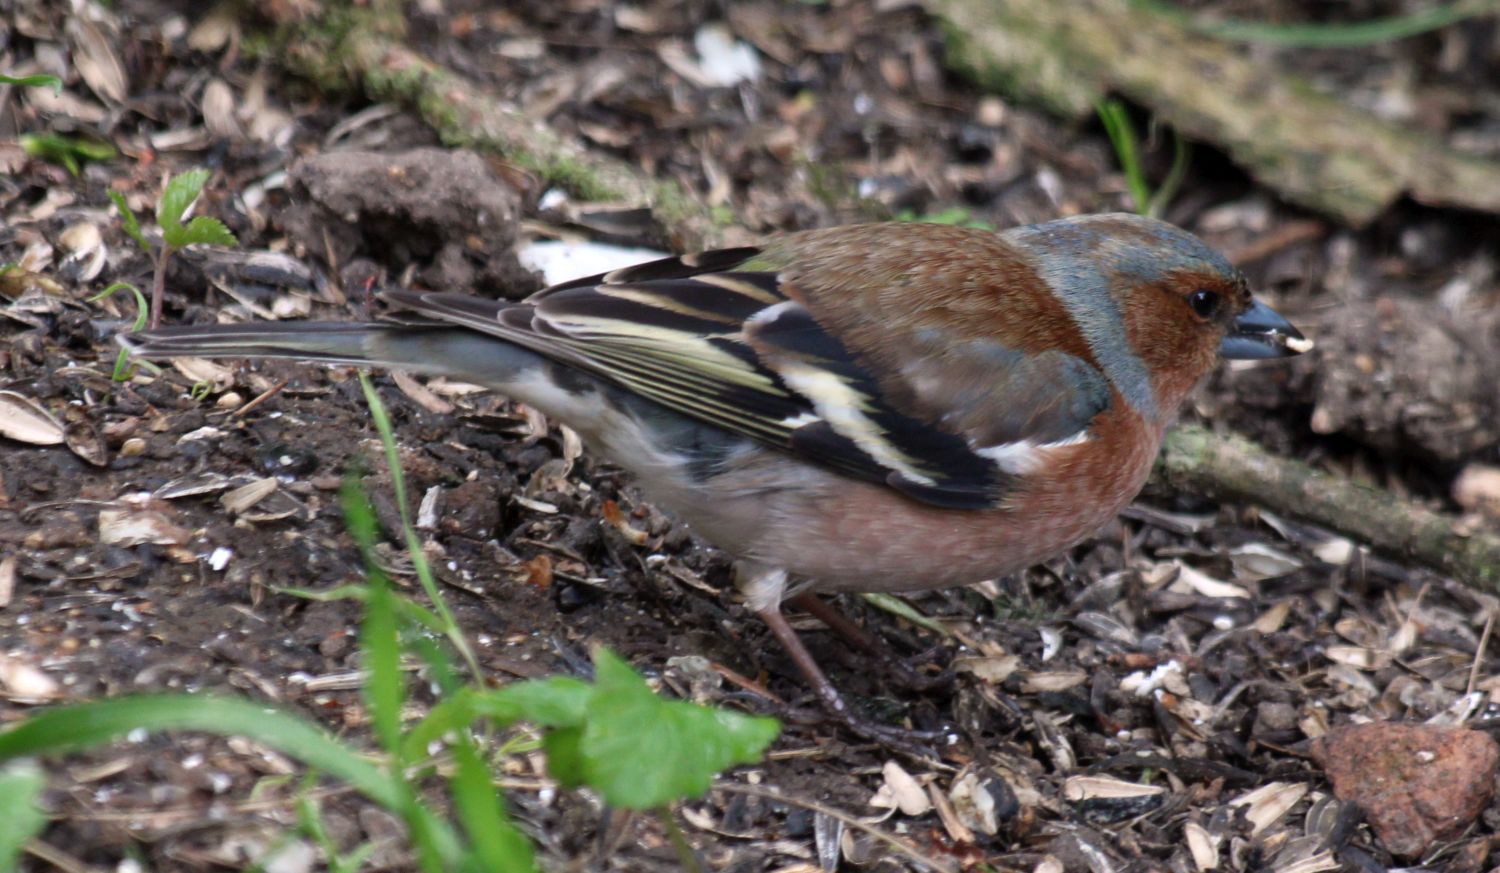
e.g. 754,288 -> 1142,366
1310,722 -> 1499,857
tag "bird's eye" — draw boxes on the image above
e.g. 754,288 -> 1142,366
1188,289 -> 1221,320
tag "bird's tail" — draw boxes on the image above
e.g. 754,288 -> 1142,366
117,321 -> 556,388
119,321 -> 408,366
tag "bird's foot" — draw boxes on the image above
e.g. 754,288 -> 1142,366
784,593 -> 954,693
757,604 -> 952,756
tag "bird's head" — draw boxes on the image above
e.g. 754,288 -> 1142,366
1005,213 -> 1310,416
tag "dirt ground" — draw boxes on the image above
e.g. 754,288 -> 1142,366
3,0 -> 1500,870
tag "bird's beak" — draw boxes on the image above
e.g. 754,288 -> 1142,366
1220,299 -> 1313,359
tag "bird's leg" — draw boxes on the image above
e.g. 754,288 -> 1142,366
737,562 -> 945,746
784,592 -> 954,692
754,605 -> 948,747
754,604 -> 851,718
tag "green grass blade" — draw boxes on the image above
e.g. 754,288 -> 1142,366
89,281 -> 151,380
1096,98 -> 1150,215
357,373 -> 482,678
859,592 -> 953,637
0,760 -> 48,870
0,695 -> 401,808
449,735 -> 537,872
1147,131 -> 1191,219
0,72 -> 63,92
361,572 -> 406,756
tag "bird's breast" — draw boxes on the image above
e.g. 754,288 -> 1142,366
728,404 -> 1163,595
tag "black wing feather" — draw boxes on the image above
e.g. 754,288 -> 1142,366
383,248 -> 1012,509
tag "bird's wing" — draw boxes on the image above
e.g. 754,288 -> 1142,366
384,231 -> 1111,510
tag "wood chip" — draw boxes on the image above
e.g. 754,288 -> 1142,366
202,77 -> 243,140
1168,561 -> 1252,599
870,761 -> 931,816
173,357 -> 236,391
155,471 -> 239,499
99,507 -> 192,547
1229,542 -> 1303,581
1062,775 -> 1166,802
1184,820 -> 1218,871
66,16 -> 129,103
0,656 -> 61,702
1228,782 -> 1307,835
1021,670 -> 1088,692
927,781 -> 973,844
417,485 -> 443,530
953,654 -> 1019,683
220,477 -> 279,514
392,370 -> 455,414
0,390 -> 65,445
947,769 -> 999,836
1252,599 -> 1293,634
1323,645 -> 1390,671
0,556 -> 15,609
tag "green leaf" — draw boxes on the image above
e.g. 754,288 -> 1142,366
479,678 -> 592,728
400,676 -> 591,763
0,759 -> 48,870
0,695 -> 401,808
408,633 -> 462,698
401,694 -> 480,762
157,169 -> 210,234
164,215 -> 237,249
0,72 -> 63,93
577,650 -> 779,809
541,727 -> 585,789
107,191 -> 149,252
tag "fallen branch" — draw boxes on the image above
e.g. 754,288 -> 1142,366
1159,425 -> 1500,592
930,0 -> 1500,226
261,5 -> 1499,592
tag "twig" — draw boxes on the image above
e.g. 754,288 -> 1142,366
149,243 -> 170,329
1156,425 -> 1500,592
230,377 -> 290,419
24,840 -> 100,873
1467,608 -> 1495,697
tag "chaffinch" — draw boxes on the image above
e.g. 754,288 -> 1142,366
124,214 -> 1309,735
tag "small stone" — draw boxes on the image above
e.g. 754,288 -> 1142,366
1252,701 -> 1299,734
1453,463 -> 1500,519
442,479 -> 501,540
1309,722 -> 1499,857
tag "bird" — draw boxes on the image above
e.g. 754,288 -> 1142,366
122,214 -> 1310,738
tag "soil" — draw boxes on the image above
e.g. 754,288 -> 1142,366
2,0 -> 1500,870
